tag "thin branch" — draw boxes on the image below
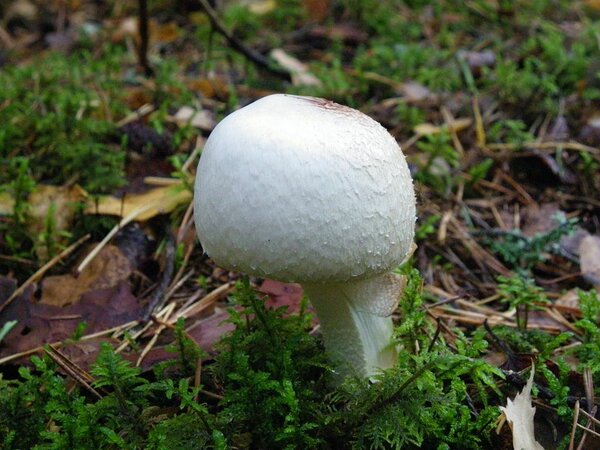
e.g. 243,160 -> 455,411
138,0 -> 153,76
197,0 -> 291,81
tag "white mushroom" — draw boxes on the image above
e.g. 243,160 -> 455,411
194,94 -> 416,379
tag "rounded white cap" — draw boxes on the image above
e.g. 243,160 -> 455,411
194,94 -> 416,283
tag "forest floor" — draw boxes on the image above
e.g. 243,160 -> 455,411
1,1 -> 600,448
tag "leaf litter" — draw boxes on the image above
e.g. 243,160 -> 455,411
1,1 -> 600,448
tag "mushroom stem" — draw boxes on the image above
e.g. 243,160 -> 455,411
303,272 -> 405,379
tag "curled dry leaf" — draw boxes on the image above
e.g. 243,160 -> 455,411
499,366 -> 544,450
40,245 -> 132,307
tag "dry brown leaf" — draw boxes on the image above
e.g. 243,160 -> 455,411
584,0 -> 600,11
499,366 -> 544,450
0,277 -> 142,362
579,235 -> 600,287
112,17 -> 180,45
85,185 -> 192,221
270,49 -> 322,87
303,0 -> 330,22
40,245 -> 131,307
187,77 -> 229,99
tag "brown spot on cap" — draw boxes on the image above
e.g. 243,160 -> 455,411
296,95 -> 364,118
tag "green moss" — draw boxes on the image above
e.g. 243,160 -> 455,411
0,276 -> 506,449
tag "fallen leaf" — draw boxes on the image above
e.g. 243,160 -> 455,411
307,24 -> 368,45
579,235 -> 600,287
555,289 -> 583,310
112,17 -> 180,46
499,366 -> 544,450
171,106 -> 216,131
27,184 -> 87,235
85,185 -> 192,221
40,245 -> 132,307
244,0 -> 277,15
400,81 -> 435,103
260,279 -> 307,316
560,227 -> 590,258
152,22 -> 180,44
578,115 -> 600,146
0,279 -> 143,361
520,203 -> 562,237
584,0 -> 600,11
270,49 -> 322,87
414,118 -> 472,136
186,309 -> 235,353
303,0 -> 330,22
187,77 -> 229,99
27,184 -> 87,260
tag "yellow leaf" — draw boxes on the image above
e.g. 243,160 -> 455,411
85,185 -> 192,221
246,0 -> 277,15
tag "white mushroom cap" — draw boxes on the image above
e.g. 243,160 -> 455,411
194,94 -> 416,284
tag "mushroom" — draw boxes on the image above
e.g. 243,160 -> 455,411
194,94 -> 416,379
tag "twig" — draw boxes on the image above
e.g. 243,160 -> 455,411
427,318 -> 442,353
569,401 -> 581,450
116,103 -> 155,127
44,344 -> 103,399
194,357 -> 202,402
137,302 -> 176,366
472,96 -> 486,147
77,201 -> 160,274
197,0 -> 291,81
488,141 -> 600,155
171,282 -> 235,323
181,136 -> 205,174
0,235 -> 90,314
137,0 -> 153,76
